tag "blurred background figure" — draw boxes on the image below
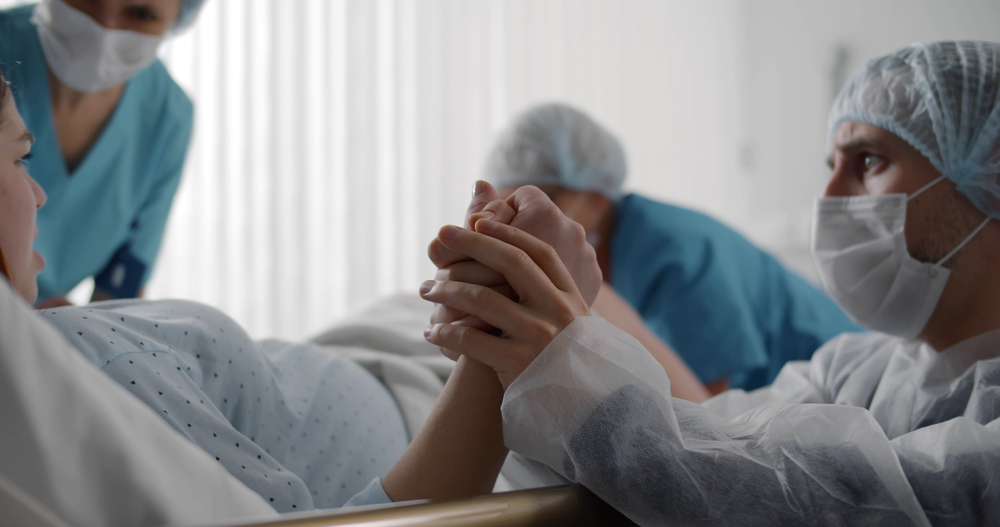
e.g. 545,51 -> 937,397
484,102 -> 862,392
0,0 -> 205,308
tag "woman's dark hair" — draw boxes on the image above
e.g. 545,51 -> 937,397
0,66 -> 10,280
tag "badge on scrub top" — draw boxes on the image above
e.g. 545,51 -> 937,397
94,244 -> 147,299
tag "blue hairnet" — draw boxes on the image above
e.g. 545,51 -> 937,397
172,0 -> 207,33
483,103 -> 627,200
829,41 -> 1000,218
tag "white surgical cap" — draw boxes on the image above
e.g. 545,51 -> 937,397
829,40 -> 1000,218
172,0 -> 207,33
483,103 -> 627,200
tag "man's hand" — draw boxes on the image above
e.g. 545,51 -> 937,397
422,220 -> 591,390
428,182 -> 602,320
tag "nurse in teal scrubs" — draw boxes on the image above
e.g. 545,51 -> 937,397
0,0 -> 206,307
485,103 -> 864,394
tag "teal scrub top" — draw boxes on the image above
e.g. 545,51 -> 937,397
0,4 -> 193,302
609,194 -> 863,390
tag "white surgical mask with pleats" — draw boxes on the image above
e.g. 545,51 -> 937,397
31,0 -> 164,93
812,175 -> 991,340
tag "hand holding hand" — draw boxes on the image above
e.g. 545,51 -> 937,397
421,220 -> 591,390
427,182 -> 602,328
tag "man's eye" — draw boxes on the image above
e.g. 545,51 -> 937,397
17,152 -> 32,167
128,6 -> 158,21
863,154 -> 884,171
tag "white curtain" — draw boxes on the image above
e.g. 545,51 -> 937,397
150,0 -> 743,340
1,0 -> 744,340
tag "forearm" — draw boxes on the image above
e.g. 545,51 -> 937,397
381,355 -> 508,501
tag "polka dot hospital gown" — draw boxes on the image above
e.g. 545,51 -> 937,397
44,299 -> 410,513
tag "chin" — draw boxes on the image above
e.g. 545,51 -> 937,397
14,271 -> 40,305
18,284 -> 38,305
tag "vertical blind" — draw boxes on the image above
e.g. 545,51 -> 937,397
2,0 -> 744,340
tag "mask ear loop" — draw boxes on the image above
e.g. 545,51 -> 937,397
936,216 -> 992,266
906,175 -> 949,201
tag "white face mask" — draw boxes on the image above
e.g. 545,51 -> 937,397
31,0 -> 164,93
812,175 -> 991,340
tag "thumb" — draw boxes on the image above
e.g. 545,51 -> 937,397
464,180 -> 499,228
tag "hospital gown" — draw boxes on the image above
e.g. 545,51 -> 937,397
43,300 -> 409,513
0,278 -> 276,527
502,316 -> 1000,526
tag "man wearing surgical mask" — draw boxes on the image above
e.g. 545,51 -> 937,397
0,0 -> 205,307
428,41 -> 1000,525
484,103 -> 861,397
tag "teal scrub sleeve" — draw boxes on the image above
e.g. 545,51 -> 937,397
124,99 -> 194,287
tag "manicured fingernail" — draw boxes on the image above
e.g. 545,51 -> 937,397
424,325 -> 435,338
419,280 -> 435,296
441,225 -> 461,239
472,180 -> 487,196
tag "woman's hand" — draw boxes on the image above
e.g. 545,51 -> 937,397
420,219 -> 591,390
428,184 -> 520,335
428,184 -> 602,307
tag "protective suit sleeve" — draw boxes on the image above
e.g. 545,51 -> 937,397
501,316 -> 1000,526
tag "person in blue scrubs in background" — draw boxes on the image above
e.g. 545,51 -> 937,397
0,0 -> 205,308
485,102 -> 863,394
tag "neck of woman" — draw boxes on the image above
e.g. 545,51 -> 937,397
48,69 -> 125,172
48,69 -> 124,112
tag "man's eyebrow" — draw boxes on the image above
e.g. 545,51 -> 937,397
836,138 -> 882,154
19,130 -> 34,144
828,138 -> 883,168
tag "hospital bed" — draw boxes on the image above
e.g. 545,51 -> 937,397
214,485 -> 635,527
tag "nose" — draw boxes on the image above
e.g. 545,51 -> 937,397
76,3 -> 119,30
94,13 -> 120,30
823,158 -> 853,198
31,176 -> 47,210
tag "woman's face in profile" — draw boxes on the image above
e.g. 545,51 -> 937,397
0,96 -> 47,303
63,0 -> 183,36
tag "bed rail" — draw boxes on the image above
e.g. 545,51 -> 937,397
212,484 -> 636,527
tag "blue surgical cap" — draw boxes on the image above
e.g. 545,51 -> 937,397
172,0 -> 207,33
829,41 -> 1000,218
483,103 -> 627,201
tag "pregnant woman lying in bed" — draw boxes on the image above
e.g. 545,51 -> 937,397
0,68 -> 612,519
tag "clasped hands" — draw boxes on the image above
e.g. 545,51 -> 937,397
421,181 -> 601,390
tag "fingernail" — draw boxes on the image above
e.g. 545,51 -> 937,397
419,280 -> 435,296
472,180 -> 487,196
424,325 -> 435,338
478,218 -> 497,232
441,225 -> 461,239
477,210 -> 495,220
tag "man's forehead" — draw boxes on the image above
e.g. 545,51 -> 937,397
832,121 -> 892,146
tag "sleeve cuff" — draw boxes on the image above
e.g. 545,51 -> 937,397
342,477 -> 393,508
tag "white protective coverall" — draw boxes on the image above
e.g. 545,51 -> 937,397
502,316 -> 1000,526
